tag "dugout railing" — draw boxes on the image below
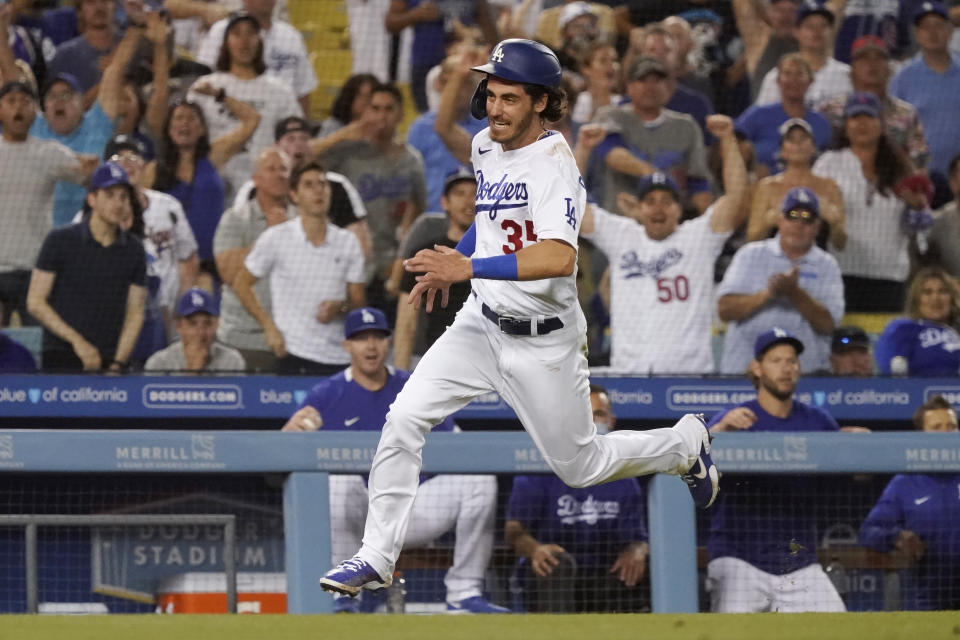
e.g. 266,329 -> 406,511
0,430 -> 956,613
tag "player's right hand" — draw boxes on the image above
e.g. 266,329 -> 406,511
72,339 -> 102,371
530,543 -> 566,577
709,406 -> 757,433
264,323 -> 287,358
281,406 -> 323,432
895,529 -> 925,562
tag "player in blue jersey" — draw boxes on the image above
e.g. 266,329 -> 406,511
706,328 -> 856,612
860,395 -> 960,610
282,307 -> 506,613
505,385 -> 649,613
875,267 -> 960,376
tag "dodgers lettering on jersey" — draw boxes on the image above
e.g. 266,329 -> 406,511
506,474 -> 647,568
470,128 -> 586,317
583,205 -> 730,373
875,318 -> 960,376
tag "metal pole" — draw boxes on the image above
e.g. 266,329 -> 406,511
223,518 -> 237,613
25,522 -> 37,614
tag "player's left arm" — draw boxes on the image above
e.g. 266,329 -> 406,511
706,115 -> 749,233
610,541 -> 648,587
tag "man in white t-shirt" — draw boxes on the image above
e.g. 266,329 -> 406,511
755,1 -> 851,107
232,161 -> 366,375
196,0 -> 317,112
580,115 -> 748,374
188,12 -> 302,198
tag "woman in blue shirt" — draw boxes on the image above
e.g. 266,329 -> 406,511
144,93 -> 258,288
875,266 -> 960,376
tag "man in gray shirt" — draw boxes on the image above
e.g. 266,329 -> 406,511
0,80 -> 92,327
213,147 -> 297,372
145,288 -> 245,372
592,57 -> 713,215
717,187 -> 844,374
319,83 -> 426,315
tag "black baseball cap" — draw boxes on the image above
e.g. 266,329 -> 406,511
832,326 -> 870,352
0,80 -> 36,102
443,166 -> 477,195
103,134 -> 147,160
274,116 -> 315,142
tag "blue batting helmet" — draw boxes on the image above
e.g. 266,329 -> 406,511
469,39 -> 562,119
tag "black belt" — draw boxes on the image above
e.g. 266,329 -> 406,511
475,293 -> 564,336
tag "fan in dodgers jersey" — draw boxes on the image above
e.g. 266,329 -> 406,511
319,39 -> 722,600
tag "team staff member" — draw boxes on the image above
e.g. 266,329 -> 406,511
706,328 -> 861,613
320,39 -> 718,598
282,308 -> 506,614
859,395 -> 960,610
27,162 -> 146,371
505,385 -> 650,613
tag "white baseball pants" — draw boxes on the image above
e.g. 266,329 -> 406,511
357,295 -> 703,580
707,556 -> 847,613
329,473 -> 497,603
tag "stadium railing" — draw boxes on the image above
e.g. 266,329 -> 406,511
0,429 -> 956,613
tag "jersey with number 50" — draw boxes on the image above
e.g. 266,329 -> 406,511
470,127 -> 585,318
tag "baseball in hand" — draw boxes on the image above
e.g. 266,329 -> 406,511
301,415 -> 320,431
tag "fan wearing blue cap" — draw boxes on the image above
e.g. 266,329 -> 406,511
579,114 -> 749,374
144,288 -> 245,372
717,185 -> 845,375
27,162 -> 148,372
33,15 -> 144,227
754,0 -> 852,108
704,326 -> 854,613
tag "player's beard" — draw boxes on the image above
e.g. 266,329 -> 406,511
490,107 -> 536,148
758,373 -> 796,402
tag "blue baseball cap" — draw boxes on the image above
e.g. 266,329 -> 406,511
176,287 -> 219,317
344,307 -> 391,339
913,1 -> 949,24
796,0 -> 834,25
637,172 -> 681,201
844,91 -> 881,118
754,328 -> 805,359
88,161 -> 131,192
780,186 -> 820,216
42,72 -> 81,100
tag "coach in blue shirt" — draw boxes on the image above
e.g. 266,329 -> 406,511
890,1 -> 960,179
281,307 -> 507,614
706,329 -> 849,613
860,395 -> 960,610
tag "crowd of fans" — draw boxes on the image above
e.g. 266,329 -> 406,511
0,0 -> 959,614
1,0 -> 960,376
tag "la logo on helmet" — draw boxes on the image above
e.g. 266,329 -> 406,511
191,292 -> 205,307
491,46 -> 504,63
361,309 -> 376,324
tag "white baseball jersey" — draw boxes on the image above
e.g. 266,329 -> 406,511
584,205 -> 730,374
470,128 -> 585,317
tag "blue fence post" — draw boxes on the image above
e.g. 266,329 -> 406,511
647,474 -> 698,613
283,471 -> 331,613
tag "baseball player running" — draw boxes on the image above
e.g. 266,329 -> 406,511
320,39 -> 719,601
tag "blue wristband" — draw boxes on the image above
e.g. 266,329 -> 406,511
471,254 -> 518,280
455,223 -> 476,256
